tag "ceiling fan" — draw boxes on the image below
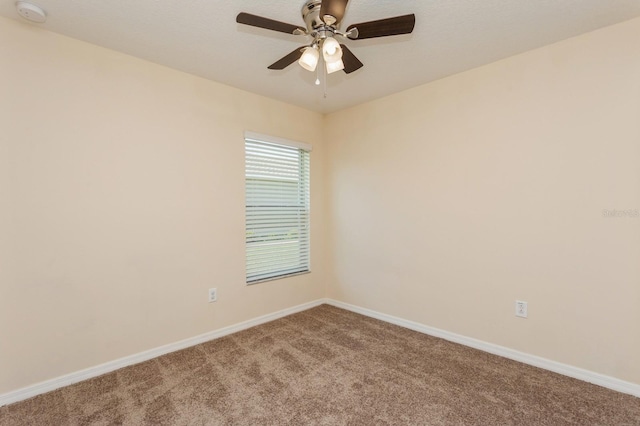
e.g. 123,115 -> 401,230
236,0 -> 415,76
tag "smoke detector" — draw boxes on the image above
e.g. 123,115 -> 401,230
16,1 -> 47,23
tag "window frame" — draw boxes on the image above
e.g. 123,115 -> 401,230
244,131 -> 312,285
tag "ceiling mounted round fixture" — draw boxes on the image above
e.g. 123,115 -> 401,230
16,1 -> 47,23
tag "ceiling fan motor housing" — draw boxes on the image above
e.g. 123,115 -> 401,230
302,0 -> 332,34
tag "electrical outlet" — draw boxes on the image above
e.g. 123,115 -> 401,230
208,288 -> 217,303
515,300 -> 528,318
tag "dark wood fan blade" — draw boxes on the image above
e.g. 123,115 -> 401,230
268,47 -> 306,70
347,14 -> 415,40
236,12 -> 305,35
340,44 -> 363,74
320,0 -> 349,25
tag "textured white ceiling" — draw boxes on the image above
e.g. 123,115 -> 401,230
2,0 -> 640,113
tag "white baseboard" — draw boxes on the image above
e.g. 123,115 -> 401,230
3,297 -> 638,407
325,299 -> 640,398
0,299 -> 325,407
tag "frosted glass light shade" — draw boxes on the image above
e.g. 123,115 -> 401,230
298,46 -> 319,72
326,59 -> 345,74
322,37 -> 342,63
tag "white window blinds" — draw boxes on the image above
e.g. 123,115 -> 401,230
245,132 -> 311,284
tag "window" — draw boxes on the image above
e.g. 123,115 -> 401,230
245,132 -> 311,284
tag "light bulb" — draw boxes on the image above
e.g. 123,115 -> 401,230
315,78 -> 320,85
298,46 -> 319,72
322,37 -> 342,63
325,40 -> 338,55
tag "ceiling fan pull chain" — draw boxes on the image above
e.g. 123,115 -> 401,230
323,57 -> 328,98
316,58 -> 321,86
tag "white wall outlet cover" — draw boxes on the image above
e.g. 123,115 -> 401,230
208,288 -> 217,303
515,300 -> 528,318
16,2 -> 47,23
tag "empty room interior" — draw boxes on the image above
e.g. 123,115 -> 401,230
1,0 -> 639,424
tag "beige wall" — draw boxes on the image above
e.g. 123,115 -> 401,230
325,17 -> 640,384
0,17 -> 326,394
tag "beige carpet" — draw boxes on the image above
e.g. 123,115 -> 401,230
1,304 -> 639,425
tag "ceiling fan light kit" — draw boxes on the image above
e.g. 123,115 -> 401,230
322,37 -> 342,61
299,46 -> 320,71
236,0 -> 415,79
326,58 -> 345,74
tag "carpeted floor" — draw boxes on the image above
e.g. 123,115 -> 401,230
1,305 -> 639,425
